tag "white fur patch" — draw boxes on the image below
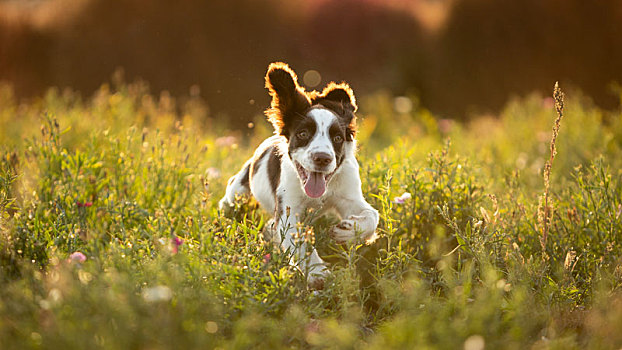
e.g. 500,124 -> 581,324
290,107 -> 339,174
307,108 -> 338,157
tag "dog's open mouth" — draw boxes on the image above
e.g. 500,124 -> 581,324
295,161 -> 334,198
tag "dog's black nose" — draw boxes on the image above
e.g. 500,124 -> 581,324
312,152 -> 333,167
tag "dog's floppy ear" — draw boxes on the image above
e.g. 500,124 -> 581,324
320,82 -> 357,112
265,62 -> 310,136
318,82 -> 358,141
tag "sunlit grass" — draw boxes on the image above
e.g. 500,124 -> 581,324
1,82 -> 621,349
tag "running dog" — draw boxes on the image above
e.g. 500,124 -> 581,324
219,62 -> 379,287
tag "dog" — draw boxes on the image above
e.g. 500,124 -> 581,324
219,62 -> 379,287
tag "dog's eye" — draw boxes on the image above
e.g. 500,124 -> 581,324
332,135 -> 343,143
297,130 -> 309,139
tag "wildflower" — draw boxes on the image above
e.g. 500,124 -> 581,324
172,236 -> 183,254
76,201 -> 93,207
564,250 -> 577,271
263,253 -> 271,264
142,285 -> 172,302
542,96 -> 554,109
438,118 -> 454,134
215,136 -> 237,147
473,220 -> 483,230
305,319 -> 320,334
393,192 -> 412,204
205,167 -> 221,179
539,82 -> 565,255
69,251 -> 87,263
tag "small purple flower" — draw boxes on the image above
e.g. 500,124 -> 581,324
263,254 -> 271,264
172,236 -> 183,254
393,192 -> 412,204
69,252 -> 87,263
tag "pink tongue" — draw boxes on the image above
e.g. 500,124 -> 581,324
304,172 -> 326,198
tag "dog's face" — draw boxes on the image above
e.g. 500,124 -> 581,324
287,106 -> 346,198
265,62 -> 357,198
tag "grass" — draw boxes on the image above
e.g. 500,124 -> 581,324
0,80 -> 622,349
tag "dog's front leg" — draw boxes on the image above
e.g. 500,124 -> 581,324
273,205 -> 329,289
332,196 -> 379,244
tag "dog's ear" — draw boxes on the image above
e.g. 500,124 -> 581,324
265,62 -> 310,136
318,82 -> 358,141
320,82 -> 357,112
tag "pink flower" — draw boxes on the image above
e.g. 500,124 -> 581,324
69,252 -> 87,263
438,119 -> 454,134
172,236 -> 183,254
542,97 -> 554,109
205,167 -> 221,179
263,254 -> 271,264
215,136 -> 237,147
76,201 -> 93,207
393,192 -> 412,204
305,319 -> 321,335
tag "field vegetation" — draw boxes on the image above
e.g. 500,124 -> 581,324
1,81 -> 621,348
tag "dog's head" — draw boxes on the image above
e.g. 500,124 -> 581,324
265,62 -> 357,199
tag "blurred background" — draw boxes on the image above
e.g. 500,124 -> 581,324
1,0 -> 621,127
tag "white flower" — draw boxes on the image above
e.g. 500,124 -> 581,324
142,285 -> 172,302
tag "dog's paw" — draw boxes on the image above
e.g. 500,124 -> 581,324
307,267 -> 330,290
331,219 -> 358,243
218,198 -> 234,217
307,275 -> 325,290
261,219 -> 278,243
331,214 -> 378,244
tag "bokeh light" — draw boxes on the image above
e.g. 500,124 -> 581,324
303,70 -> 322,88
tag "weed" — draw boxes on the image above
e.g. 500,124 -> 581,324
539,82 -> 565,256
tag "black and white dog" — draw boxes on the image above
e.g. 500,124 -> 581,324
219,62 -> 378,286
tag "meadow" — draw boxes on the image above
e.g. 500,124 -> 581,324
1,80 -> 621,349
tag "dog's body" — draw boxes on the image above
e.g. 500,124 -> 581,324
219,63 -> 378,286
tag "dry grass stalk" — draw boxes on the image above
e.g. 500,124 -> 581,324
538,82 -> 565,255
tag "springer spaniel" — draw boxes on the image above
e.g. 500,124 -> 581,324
219,62 -> 379,287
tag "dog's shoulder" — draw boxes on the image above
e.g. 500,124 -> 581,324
252,135 -> 286,158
